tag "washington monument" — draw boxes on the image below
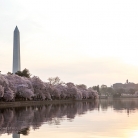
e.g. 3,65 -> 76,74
12,26 -> 21,74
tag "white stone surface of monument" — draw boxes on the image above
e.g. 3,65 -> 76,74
12,133 -> 20,138
12,26 -> 21,74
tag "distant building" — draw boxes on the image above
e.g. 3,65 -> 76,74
113,83 -> 123,89
113,82 -> 138,90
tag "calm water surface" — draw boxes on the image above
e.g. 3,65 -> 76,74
1,99 -> 138,138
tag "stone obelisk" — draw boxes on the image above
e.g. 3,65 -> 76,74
12,133 -> 20,138
12,26 -> 21,74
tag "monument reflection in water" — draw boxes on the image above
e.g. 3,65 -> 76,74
12,133 -> 20,138
0,101 -> 98,137
1,99 -> 138,138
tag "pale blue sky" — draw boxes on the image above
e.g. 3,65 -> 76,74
0,0 -> 138,87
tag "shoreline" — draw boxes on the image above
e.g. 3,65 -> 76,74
0,99 -> 97,108
1,97 -> 137,108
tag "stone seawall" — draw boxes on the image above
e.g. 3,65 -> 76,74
0,99 -> 97,108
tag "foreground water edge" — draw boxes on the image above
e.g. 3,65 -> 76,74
1,99 -> 138,138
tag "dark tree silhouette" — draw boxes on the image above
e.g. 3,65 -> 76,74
15,68 -> 31,78
7,72 -> 13,75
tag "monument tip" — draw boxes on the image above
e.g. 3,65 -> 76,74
14,26 -> 19,31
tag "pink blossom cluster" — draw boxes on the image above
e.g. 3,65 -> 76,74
0,74 -> 99,101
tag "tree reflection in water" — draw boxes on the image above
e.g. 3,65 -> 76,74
0,101 -> 98,136
99,99 -> 138,112
1,99 -> 138,137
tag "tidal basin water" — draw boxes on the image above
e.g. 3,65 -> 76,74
1,99 -> 138,138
